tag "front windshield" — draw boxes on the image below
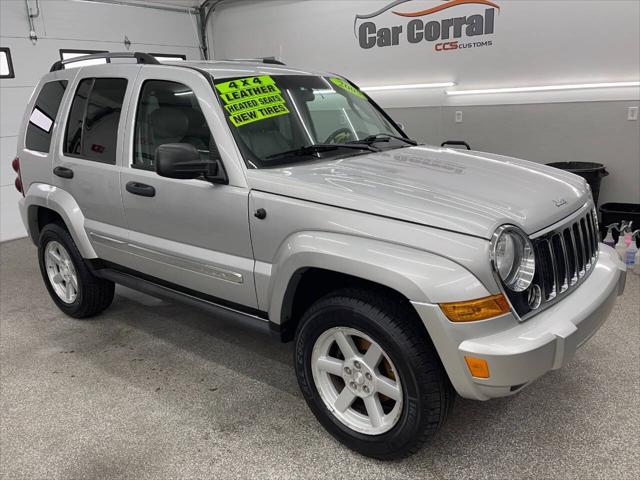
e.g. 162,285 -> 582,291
214,75 -> 408,168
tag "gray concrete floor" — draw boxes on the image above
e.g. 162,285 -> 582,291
1,238 -> 638,480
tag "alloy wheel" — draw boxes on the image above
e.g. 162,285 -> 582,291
44,240 -> 78,304
311,326 -> 403,435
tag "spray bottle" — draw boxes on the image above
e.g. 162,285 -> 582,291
615,223 -> 630,261
625,230 -> 639,269
623,222 -> 634,247
603,223 -> 618,248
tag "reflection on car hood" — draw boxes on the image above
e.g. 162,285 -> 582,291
246,145 -> 590,238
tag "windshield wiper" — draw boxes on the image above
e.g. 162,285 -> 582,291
265,143 -> 379,160
350,133 -> 418,146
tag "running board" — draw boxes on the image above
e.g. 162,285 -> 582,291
94,267 -> 273,337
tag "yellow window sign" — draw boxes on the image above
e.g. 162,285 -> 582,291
215,75 -> 290,127
330,77 -> 367,99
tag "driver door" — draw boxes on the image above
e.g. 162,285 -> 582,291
119,68 -> 257,308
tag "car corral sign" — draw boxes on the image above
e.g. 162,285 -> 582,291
355,0 -> 500,52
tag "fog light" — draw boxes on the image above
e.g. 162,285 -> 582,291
527,284 -> 542,309
464,356 -> 490,378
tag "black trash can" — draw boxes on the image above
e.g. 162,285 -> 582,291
546,162 -> 609,206
599,203 -> 640,246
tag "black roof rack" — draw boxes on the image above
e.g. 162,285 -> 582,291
223,57 -> 286,66
50,52 -> 160,72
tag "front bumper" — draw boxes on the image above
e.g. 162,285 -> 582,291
412,245 -> 626,400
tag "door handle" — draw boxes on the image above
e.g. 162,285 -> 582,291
53,166 -> 74,179
126,181 -> 156,197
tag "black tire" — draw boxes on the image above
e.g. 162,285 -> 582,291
38,223 -> 114,318
294,289 -> 454,460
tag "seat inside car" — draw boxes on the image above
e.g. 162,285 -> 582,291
144,106 -> 210,167
149,107 -> 189,146
240,117 -> 292,159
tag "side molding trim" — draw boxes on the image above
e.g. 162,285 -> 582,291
91,260 -> 270,324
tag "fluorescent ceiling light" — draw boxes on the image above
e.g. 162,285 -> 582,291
447,81 -> 640,95
361,82 -> 456,92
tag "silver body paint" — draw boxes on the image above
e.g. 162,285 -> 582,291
17,60 -> 625,400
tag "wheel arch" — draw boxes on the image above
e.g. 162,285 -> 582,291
24,183 -> 96,258
267,231 -> 490,341
277,267 -> 418,341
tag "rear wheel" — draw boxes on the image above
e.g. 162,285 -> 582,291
294,289 -> 453,460
38,223 -> 114,318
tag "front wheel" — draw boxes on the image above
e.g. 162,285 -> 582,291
294,289 -> 453,460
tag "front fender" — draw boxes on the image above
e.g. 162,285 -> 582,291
267,231 -> 490,325
23,183 -> 97,258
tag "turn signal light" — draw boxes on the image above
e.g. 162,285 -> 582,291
464,356 -> 490,378
439,294 -> 510,322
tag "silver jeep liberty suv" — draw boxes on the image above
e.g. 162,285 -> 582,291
13,52 -> 626,460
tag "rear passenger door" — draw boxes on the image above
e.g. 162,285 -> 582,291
119,67 -> 257,308
53,65 -> 138,265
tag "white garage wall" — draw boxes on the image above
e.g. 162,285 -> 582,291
208,0 -> 640,205
0,0 -> 202,242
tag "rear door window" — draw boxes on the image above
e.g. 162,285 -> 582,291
64,78 -> 128,164
25,80 -> 68,153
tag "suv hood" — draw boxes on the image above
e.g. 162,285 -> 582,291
246,146 -> 590,239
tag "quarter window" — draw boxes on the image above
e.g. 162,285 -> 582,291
25,80 -> 68,152
64,77 -> 128,164
133,80 -> 216,171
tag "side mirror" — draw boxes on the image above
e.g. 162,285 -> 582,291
396,122 -> 405,132
155,143 -> 227,184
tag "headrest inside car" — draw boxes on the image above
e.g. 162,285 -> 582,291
149,107 -> 189,140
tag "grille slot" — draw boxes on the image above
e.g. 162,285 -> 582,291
551,234 -> 568,294
529,210 -> 599,316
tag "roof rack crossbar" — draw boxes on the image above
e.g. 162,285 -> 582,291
223,57 -> 286,66
50,52 -> 160,72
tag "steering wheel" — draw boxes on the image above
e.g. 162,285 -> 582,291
324,127 -> 355,144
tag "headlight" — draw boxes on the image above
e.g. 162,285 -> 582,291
490,226 -> 535,292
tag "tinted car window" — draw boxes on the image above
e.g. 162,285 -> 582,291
214,75 -> 402,168
133,80 -> 215,171
65,79 -> 92,156
64,78 -> 127,164
25,80 -> 68,153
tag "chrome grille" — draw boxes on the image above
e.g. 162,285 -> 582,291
532,210 -> 599,306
